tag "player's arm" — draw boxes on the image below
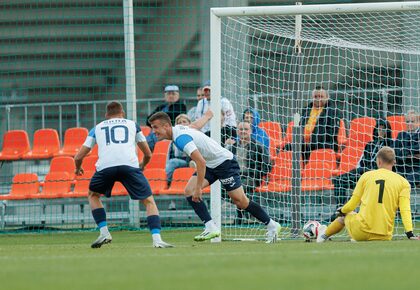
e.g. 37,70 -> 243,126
190,109 -> 213,130
189,149 -> 206,202
339,173 -> 365,215
398,182 -> 419,240
137,141 -> 152,170
135,125 -> 151,170
74,129 -> 95,175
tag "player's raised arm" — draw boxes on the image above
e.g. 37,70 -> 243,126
340,173 -> 365,214
189,149 -> 206,202
189,109 -> 213,130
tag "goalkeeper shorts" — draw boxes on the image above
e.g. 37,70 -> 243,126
344,213 -> 392,241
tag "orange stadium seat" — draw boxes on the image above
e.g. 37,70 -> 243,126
66,170 -> 95,198
153,140 -> 171,154
0,130 -> 31,161
49,156 -> 76,179
307,149 -> 337,170
141,126 -> 151,137
333,146 -> 364,176
112,182 -> 128,196
284,121 -> 294,145
162,167 -> 195,194
266,151 -> 292,192
55,127 -> 88,157
143,168 -> 168,194
347,117 -> 376,148
301,161 -> 334,191
1,173 -> 39,200
145,153 -> 167,170
35,172 -> 72,198
337,119 -> 348,146
23,128 -> 60,159
82,155 -> 98,172
259,121 -> 284,155
387,115 -> 407,139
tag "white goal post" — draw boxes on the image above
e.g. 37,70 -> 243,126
210,2 -> 420,242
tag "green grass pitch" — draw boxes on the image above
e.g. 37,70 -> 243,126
0,230 -> 419,290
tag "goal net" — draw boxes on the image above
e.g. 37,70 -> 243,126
211,2 -> 420,241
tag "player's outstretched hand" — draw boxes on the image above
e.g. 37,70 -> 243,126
335,207 -> 345,218
75,167 -> 84,176
192,187 -> 203,203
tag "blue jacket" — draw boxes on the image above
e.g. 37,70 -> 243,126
242,108 -> 270,151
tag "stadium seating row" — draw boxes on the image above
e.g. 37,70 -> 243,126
0,126 -> 152,161
259,115 -> 407,157
1,167 -> 206,200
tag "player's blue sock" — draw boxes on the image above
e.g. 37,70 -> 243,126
92,208 -> 107,228
147,215 -> 161,234
245,200 -> 270,225
186,196 -> 212,223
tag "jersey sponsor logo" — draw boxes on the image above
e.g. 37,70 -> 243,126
219,176 -> 236,187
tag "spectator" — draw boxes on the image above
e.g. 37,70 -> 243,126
187,87 -> 205,122
394,110 -> 420,187
332,119 -> 393,208
242,108 -> 270,151
233,121 -> 272,195
194,82 -> 237,142
301,86 -> 341,162
146,85 -> 186,127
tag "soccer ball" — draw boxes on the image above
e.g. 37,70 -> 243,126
302,220 -> 322,241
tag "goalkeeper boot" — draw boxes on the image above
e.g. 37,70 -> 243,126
153,240 -> 175,248
266,222 -> 281,243
316,225 -> 328,243
194,229 -> 221,241
91,233 -> 112,248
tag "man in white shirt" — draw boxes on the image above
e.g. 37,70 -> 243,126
148,112 -> 281,243
194,83 -> 237,137
74,101 -> 173,249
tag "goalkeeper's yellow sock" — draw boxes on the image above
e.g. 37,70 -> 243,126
325,219 -> 345,237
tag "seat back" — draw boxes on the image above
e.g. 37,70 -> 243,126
82,155 -> 98,172
338,146 -> 365,174
0,130 -> 31,160
259,121 -> 283,144
49,156 -> 76,179
153,140 -> 171,155
42,172 -> 72,196
73,171 -> 95,195
32,129 -> 60,156
168,167 -> 195,192
10,173 -> 39,196
269,151 -> 292,180
140,126 -> 151,137
337,119 -> 348,146
60,127 -> 88,156
145,153 -> 167,170
143,168 -> 168,193
387,115 -> 407,139
348,117 -> 376,148
308,149 -> 337,170
302,161 -> 334,179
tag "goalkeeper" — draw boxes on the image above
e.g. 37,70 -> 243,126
317,146 -> 419,242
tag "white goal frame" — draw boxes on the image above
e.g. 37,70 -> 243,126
209,1 -> 420,242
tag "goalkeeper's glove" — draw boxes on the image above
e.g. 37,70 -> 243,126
406,231 -> 419,240
335,207 -> 345,218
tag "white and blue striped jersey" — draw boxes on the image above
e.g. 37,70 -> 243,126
172,125 -> 233,168
83,118 -> 147,171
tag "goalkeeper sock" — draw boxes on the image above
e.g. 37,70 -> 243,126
245,200 -> 270,225
325,219 -> 345,237
186,196 -> 212,223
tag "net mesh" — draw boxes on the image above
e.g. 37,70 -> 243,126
219,9 -> 420,240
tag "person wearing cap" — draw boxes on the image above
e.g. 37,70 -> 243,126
194,82 -> 237,146
146,85 -> 187,127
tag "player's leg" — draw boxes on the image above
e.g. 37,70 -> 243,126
88,168 -> 116,248
316,216 -> 345,243
89,190 -> 112,248
184,175 -> 220,241
141,196 -> 174,248
227,186 -> 281,243
120,166 -> 173,248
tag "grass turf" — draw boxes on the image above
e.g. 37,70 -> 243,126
0,230 -> 419,290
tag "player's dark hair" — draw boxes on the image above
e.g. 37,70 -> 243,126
376,146 -> 396,165
148,111 -> 172,125
106,101 -> 124,117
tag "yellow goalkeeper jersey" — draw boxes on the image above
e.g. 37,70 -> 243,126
341,168 -> 413,237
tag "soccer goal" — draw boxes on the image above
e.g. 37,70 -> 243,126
210,2 -> 420,241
